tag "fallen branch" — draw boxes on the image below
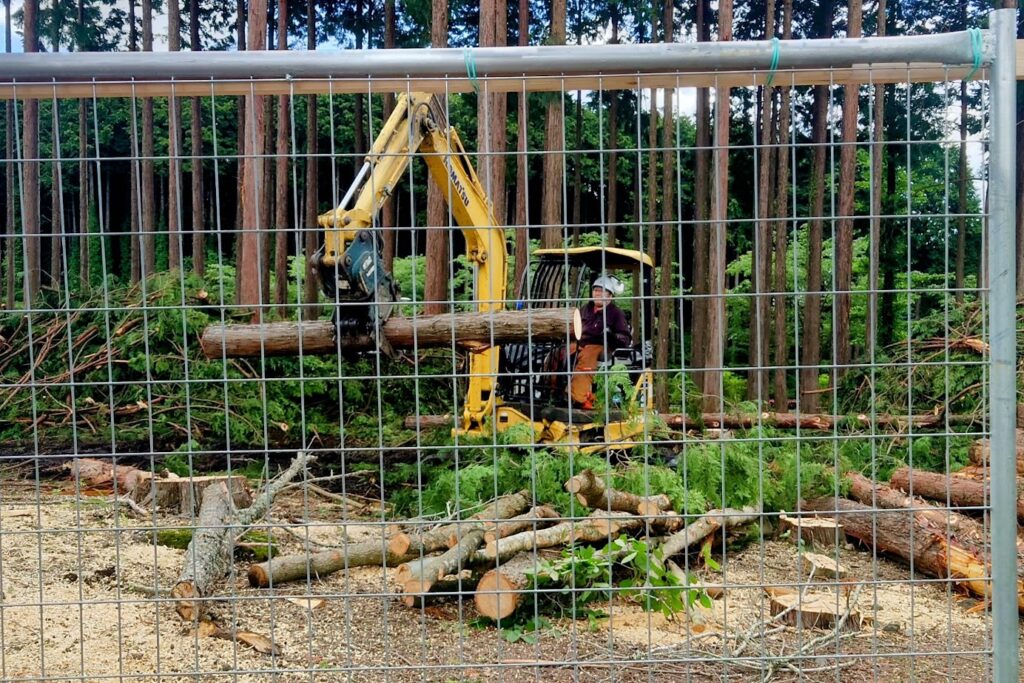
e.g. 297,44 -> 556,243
397,529 -> 486,604
482,506 -> 561,545
248,540 -> 414,588
663,412 -> 982,432
171,452 -> 311,621
483,510 -> 644,560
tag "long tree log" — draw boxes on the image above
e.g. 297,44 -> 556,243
968,429 -> 1024,473
801,496 -> 1024,612
482,506 -> 561,544
663,412 -> 982,432
889,466 -> 1024,521
388,490 -> 532,557
248,540 -> 415,588
566,469 -> 672,517
845,471 -> 1024,554
200,308 -> 582,358
173,452 -> 311,619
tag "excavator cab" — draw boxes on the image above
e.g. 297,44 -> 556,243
495,246 -> 655,446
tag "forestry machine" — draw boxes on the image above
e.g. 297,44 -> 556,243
312,91 -> 655,453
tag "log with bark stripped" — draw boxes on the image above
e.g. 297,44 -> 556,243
200,308 -> 582,358
388,490 -> 532,557
800,496 -> 1024,612
566,469 -> 672,517
889,466 -> 1024,520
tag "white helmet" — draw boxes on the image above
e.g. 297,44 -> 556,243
592,275 -> 624,296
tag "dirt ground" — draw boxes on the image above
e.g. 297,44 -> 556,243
0,480 -> 1007,683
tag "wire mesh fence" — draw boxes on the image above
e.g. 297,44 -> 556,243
0,15 -> 1019,683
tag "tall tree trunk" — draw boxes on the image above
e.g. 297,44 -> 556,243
167,0 -> 183,271
128,0 -> 141,283
654,0 -> 675,413
190,0 -> 204,276
491,0 -> 507,226
237,0 -> 269,314
867,0 -> 885,343
747,0 -> 775,403
274,0 -> 289,314
353,0 -> 365,157
691,0 -> 709,376
834,0 -> 861,379
645,87 -> 657,268
772,0 -> 793,410
302,0 -> 319,319
261,74 -> 273,306
799,0 -> 833,413
539,0 -> 566,249
49,1 -> 63,293
956,81 -> 968,303
880,109 -> 896,345
424,0 -> 449,313
233,0 -> 246,296
702,0 -> 731,412
141,0 -> 156,278
477,0 -> 494,209
512,0 -> 529,293
571,91 -> 582,246
5,0 -> 15,309
22,0 -> 41,305
380,0 -> 397,272
77,0 -> 90,286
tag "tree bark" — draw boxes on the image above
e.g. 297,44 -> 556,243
566,469 -> 671,517
201,307 -> 581,358
302,0 -> 319,319
167,0 -> 183,271
605,7 -> 620,247
889,467 -> 1024,520
3,0 -> 13,309
482,506 -> 561,544
799,0 -> 833,413
748,0 -> 775,404
654,0 -> 675,414
424,0 -> 450,314
474,551 -> 540,620
833,0 -> 862,378
663,411 -> 981,431
801,496 -> 1024,611
127,0 -> 141,283
388,490 -> 532,557
868,0 -> 885,337
772,0 -> 793,410
49,70 -> 62,292
237,0 -> 269,315
511,0 -> 529,293
397,529 -> 485,600
380,0 -> 397,272
274,0 -> 289,315
703,0 -> 732,412
189,0 -> 204,277
141,0 -> 156,279
539,0 -> 566,249
691,0 -> 710,375
956,77 -> 968,304
22,0 -> 40,304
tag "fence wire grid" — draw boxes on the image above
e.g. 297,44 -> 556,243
0,14 -> 1019,683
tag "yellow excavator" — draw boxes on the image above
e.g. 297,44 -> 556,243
313,92 -> 655,452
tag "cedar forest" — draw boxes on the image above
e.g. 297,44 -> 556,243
0,0 -> 1021,519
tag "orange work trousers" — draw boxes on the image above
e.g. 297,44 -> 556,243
570,344 -> 604,405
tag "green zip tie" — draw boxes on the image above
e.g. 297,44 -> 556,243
964,27 -> 983,82
464,48 -> 480,93
765,36 -> 781,88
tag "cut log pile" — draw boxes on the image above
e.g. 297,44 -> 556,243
799,430 -> 1024,612
248,470 -> 760,621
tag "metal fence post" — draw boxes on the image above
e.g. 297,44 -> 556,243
988,8 -> 1019,683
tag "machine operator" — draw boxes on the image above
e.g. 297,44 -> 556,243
570,275 -> 632,409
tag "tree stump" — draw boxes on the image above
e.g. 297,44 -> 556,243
474,552 -> 541,621
767,588 -> 861,632
779,512 -> 845,548
132,474 -> 252,515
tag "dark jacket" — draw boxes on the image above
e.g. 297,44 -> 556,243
579,302 -> 632,351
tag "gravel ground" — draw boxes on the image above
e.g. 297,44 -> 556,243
0,482 -> 1006,683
